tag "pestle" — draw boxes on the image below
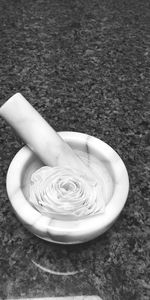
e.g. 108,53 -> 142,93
0,93 -> 94,179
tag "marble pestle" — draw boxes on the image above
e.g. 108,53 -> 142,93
0,93 -> 94,180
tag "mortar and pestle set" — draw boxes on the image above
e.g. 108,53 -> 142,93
0,93 -> 129,244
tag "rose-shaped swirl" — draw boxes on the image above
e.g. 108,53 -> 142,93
29,166 -> 105,219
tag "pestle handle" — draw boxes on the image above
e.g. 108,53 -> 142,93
0,93 -> 93,175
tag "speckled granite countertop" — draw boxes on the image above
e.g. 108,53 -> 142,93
0,0 -> 149,299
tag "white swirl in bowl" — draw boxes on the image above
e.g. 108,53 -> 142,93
29,166 -> 105,220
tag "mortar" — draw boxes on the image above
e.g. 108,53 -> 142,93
6,131 -> 129,244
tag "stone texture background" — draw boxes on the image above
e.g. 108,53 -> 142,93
0,0 -> 149,299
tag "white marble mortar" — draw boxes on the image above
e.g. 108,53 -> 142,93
6,131 -> 129,244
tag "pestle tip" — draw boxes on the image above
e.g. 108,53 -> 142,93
0,92 -> 24,114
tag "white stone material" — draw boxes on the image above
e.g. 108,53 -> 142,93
6,131 -> 129,244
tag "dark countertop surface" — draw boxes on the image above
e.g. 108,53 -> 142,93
0,0 -> 149,299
